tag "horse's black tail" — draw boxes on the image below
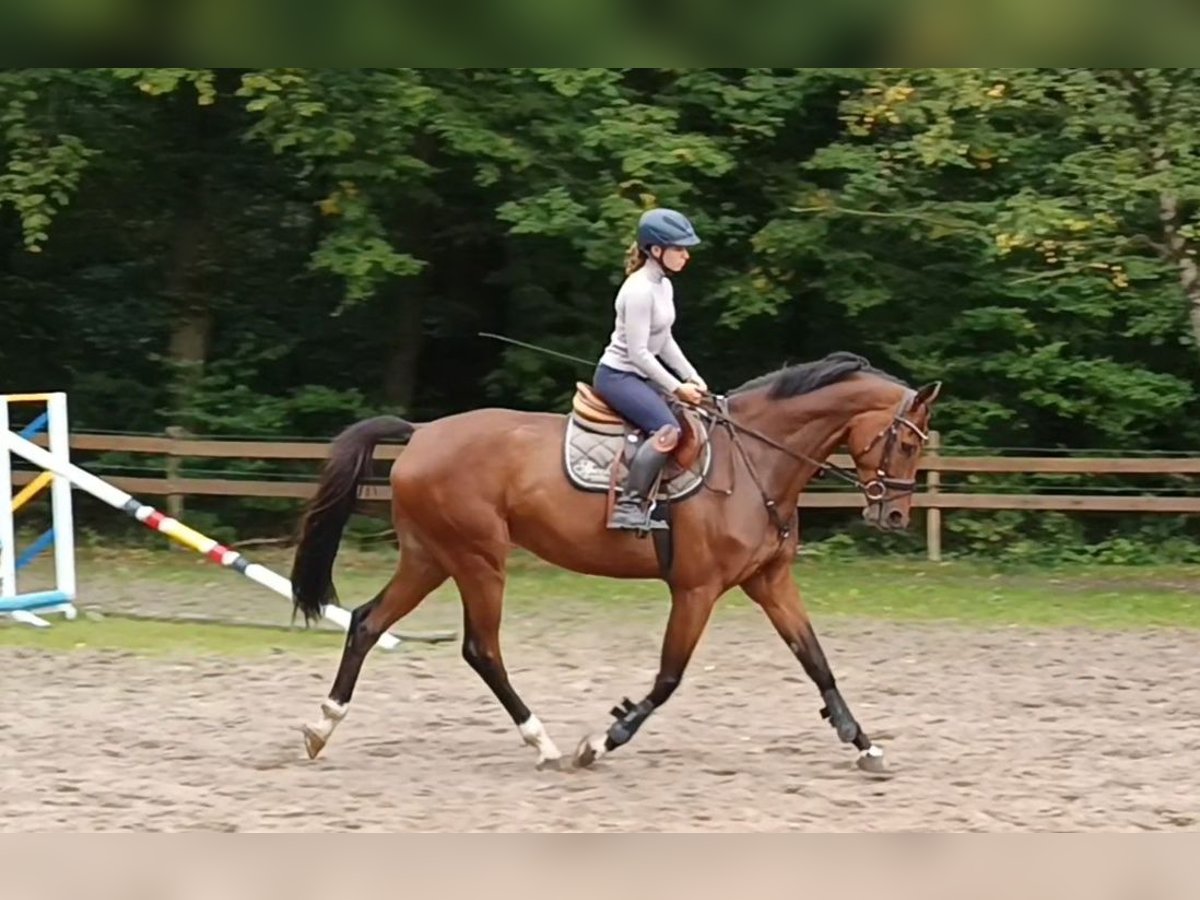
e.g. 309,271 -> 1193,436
290,415 -> 416,625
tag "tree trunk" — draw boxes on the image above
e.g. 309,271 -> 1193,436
167,305 -> 212,426
1155,157 -> 1200,353
166,215 -> 211,430
1175,239 -> 1200,354
382,290 -> 423,411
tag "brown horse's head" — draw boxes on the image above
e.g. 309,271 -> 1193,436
728,351 -> 942,533
845,379 -> 941,531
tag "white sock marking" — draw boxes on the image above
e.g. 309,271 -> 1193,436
518,714 -> 562,763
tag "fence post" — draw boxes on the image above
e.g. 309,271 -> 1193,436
165,425 -> 185,523
925,429 -> 942,562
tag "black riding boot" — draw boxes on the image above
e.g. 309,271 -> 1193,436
608,436 -> 672,531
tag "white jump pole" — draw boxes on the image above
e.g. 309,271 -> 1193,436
1,408 -> 404,650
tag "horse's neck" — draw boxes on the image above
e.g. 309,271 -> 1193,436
729,381 -> 874,503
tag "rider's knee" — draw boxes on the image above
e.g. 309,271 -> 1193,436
651,424 -> 681,452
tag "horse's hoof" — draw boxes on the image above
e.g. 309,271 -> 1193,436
536,754 -> 565,772
302,725 -> 326,760
573,734 -> 606,769
856,746 -> 887,775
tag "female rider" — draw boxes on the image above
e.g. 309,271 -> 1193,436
593,207 -> 708,530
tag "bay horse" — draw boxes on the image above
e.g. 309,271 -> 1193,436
290,351 -> 940,772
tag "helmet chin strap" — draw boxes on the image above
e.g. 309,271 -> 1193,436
651,246 -> 685,275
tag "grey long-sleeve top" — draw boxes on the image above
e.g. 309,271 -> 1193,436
597,257 -> 699,393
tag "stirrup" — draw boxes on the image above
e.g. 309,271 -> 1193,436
607,495 -> 667,533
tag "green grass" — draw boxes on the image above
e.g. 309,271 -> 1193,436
0,615 -> 342,655
4,546 -> 1199,656
792,558 -> 1200,629
493,556 -> 1200,629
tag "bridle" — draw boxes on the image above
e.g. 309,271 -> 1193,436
696,390 -> 930,539
852,390 -> 930,501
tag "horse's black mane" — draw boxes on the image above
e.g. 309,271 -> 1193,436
730,351 -> 908,399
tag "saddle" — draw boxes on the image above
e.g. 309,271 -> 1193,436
563,381 -> 712,505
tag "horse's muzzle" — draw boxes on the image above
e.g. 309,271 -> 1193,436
862,501 -> 909,531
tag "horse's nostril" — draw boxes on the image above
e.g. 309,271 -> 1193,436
886,509 -> 904,528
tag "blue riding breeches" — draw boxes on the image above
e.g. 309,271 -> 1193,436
593,364 -> 680,435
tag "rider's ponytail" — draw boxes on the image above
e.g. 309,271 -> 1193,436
624,240 -> 647,276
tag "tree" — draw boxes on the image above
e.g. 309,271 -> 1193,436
766,67 -> 1200,448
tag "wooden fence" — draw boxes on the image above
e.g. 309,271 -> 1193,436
12,430 -> 1200,561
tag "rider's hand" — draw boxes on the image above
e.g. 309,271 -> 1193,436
675,383 -> 704,405
688,374 -> 709,393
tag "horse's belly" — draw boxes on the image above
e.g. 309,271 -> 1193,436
506,487 -> 663,580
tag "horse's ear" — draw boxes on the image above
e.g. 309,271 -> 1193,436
913,381 -> 942,409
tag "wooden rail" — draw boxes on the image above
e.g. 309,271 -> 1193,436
13,430 -> 1200,561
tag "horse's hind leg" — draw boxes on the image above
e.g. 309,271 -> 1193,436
739,556 -> 885,774
302,537 -> 447,759
450,549 -> 564,770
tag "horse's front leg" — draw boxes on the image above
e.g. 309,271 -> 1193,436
740,558 -> 886,773
574,584 -> 719,767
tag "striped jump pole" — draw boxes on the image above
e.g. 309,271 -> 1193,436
0,393 -> 78,627
0,397 -> 423,650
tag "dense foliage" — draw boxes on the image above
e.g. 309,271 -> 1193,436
4,68 -> 1200,558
